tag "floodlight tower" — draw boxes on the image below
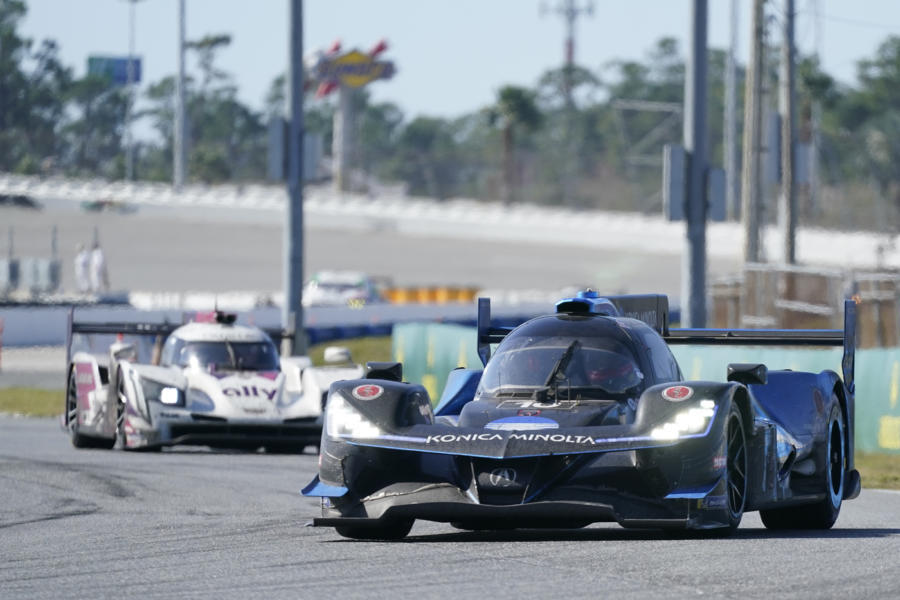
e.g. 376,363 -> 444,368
544,0 -> 593,106
543,0 -> 593,206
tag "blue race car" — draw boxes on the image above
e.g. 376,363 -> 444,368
303,291 -> 861,539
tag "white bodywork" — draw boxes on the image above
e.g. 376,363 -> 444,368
301,270 -> 381,307
64,320 -> 363,451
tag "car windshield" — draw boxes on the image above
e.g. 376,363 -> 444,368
175,341 -> 279,371
317,283 -> 363,293
478,326 -> 644,398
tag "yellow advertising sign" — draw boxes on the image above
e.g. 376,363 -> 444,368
317,50 -> 395,88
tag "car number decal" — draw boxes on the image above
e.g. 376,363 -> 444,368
352,384 -> 384,401
662,385 -> 694,401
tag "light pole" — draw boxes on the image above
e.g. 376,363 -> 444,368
284,0 -> 305,354
124,0 -> 143,181
682,0 -> 708,328
174,0 -> 187,191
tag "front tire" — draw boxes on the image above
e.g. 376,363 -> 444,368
66,367 -> 114,450
115,370 -> 129,450
761,400 -> 845,530
723,401 -> 748,532
335,519 -> 414,540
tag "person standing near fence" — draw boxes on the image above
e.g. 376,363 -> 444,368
89,242 -> 109,293
74,244 -> 90,293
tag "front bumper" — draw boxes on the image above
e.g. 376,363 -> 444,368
132,416 -> 322,450
310,480 -> 731,531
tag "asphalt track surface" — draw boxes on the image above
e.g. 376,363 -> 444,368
2,416 -> 900,599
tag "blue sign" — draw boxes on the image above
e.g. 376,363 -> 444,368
87,56 -> 142,86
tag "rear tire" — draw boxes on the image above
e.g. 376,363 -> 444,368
761,400 -> 845,530
335,519 -> 414,540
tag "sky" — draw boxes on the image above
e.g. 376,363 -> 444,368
18,0 -> 900,122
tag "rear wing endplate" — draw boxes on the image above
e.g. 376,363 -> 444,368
476,298 -> 513,366
665,299 -> 857,393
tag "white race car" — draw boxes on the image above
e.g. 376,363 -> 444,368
302,270 -> 384,307
64,312 -> 363,452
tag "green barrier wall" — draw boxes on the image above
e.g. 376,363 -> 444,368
392,323 -> 483,401
394,323 -> 900,453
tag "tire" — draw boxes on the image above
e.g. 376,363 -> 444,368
335,519 -> 414,540
115,371 -> 128,450
761,400 -> 845,530
722,401 -> 748,532
66,367 -> 112,449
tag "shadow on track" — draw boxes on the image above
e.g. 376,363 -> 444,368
320,526 -> 900,543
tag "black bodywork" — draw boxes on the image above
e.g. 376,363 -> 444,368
303,293 -> 861,539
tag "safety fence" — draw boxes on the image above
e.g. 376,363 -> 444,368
711,263 -> 900,348
393,322 -> 900,454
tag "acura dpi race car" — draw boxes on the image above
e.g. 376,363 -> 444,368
64,311 -> 362,452
304,291 -> 861,539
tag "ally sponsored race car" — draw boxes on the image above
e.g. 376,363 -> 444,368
64,311 -> 363,452
303,291 -> 861,539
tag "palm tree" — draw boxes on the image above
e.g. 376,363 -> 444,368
487,86 -> 542,204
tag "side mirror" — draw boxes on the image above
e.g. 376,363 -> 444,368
727,363 -> 768,386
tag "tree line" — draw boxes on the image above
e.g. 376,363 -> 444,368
2,0 -> 900,229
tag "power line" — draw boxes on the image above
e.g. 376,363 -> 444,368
819,11 -> 900,30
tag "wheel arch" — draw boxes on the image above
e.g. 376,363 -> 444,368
831,380 -> 855,473
730,383 -> 753,437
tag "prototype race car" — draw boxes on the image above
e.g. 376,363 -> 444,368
303,291 -> 861,539
64,311 -> 363,451
301,270 -> 384,307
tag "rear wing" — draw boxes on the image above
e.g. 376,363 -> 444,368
665,299 -> 857,394
65,309 -> 294,367
477,296 -> 857,393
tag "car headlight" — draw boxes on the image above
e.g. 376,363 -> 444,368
650,400 -> 716,440
325,393 -> 382,439
141,378 -> 184,407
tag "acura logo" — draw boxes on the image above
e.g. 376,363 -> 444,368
489,468 -> 517,487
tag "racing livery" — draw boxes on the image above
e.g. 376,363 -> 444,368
304,291 -> 861,539
64,311 -> 362,451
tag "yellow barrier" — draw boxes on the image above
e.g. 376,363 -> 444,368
384,286 -> 479,305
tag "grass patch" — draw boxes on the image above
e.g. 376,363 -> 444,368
0,387 -> 62,417
308,336 -> 392,366
855,452 -> 900,490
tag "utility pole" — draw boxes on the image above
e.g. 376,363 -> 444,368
779,0 -> 797,264
682,0 -> 708,328
724,0 -> 739,221
809,0 -> 822,218
173,0 -> 186,191
741,0 -> 765,264
284,0 -> 306,355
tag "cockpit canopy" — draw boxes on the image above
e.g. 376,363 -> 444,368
160,337 -> 280,372
477,314 -> 646,398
